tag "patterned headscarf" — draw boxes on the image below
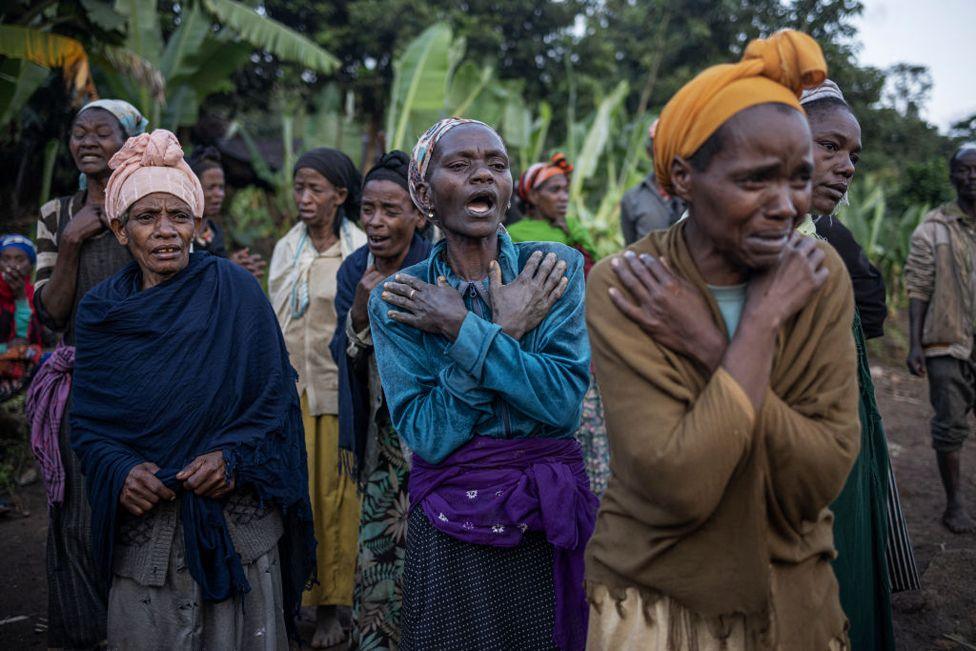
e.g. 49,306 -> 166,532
516,152 -> 573,205
78,99 -> 148,138
408,117 -> 490,213
76,99 -> 149,190
654,29 -> 827,193
800,79 -> 846,106
104,130 -> 205,223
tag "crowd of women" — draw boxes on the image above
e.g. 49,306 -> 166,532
9,25 -> 939,651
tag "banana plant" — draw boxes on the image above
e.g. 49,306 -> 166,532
103,0 -> 339,130
0,26 -> 96,125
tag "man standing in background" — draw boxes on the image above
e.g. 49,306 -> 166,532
618,119 -> 685,244
905,143 -> 976,534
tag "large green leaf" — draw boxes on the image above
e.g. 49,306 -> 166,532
570,80 -> 628,207
160,2 -> 211,80
201,0 -> 338,73
159,36 -> 250,128
386,23 -> 454,150
114,0 -> 164,65
0,59 -> 50,128
81,0 -> 127,32
447,62 -> 494,117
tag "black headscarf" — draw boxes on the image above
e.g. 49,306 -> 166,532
363,150 -> 410,192
294,147 -> 362,237
187,146 -> 223,178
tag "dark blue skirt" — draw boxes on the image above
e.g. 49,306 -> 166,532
400,508 -> 557,650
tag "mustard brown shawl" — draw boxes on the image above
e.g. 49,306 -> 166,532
584,222 -> 860,649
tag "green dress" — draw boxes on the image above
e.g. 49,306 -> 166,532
830,312 -> 895,651
506,216 -> 596,257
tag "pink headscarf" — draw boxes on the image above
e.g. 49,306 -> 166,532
104,129 -> 204,223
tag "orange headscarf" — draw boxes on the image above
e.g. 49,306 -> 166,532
653,29 -> 827,193
517,152 -> 573,205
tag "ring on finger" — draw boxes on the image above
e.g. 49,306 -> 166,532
410,289 -> 416,299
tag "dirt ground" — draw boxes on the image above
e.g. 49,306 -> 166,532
1,322 -> 974,648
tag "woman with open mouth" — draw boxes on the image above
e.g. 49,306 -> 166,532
584,30 -> 860,649
330,150 -> 431,649
268,146 -> 367,648
368,118 -> 597,650
26,98 -> 147,649
69,128 -> 315,649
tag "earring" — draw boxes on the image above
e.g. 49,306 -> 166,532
428,209 -> 434,220
506,202 -> 511,210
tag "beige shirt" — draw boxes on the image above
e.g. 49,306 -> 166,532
269,220 -> 367,416
280,244 -> 342,415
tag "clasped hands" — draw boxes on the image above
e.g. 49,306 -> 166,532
381,250 -> 569,341
120,450 -> 234,516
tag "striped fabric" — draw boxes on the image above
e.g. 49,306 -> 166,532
885,464 -> 921,592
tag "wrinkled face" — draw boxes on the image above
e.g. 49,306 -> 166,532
200,167 -> 226,218
0,248 -> 32,278
111,193 -> 198,281
293,167 -> 348,229
69,108 -> 126,179
417,124 -> 513,240
951,150 -> 976,203
528,173 -> 569,222
361,179 -> 425,262
672,104 -> 814,271
808,105 -> 862,215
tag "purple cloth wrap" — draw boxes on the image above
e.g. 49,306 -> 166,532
408,435 -> 598,651
25,344 -> 75,506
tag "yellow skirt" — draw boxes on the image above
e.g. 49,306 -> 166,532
301,394 -> 361,607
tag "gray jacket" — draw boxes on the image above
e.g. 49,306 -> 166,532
620,175 -> 684,244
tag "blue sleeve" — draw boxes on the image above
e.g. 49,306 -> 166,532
443,250 -> 590,430
369,287 -> 495,464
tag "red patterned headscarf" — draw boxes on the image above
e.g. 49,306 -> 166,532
517,152 -> 573,205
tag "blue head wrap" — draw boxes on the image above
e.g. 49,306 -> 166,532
0,234 -> 37,266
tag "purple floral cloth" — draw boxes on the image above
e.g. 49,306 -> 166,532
409,435 -> 598,651
25,344 -> 75,505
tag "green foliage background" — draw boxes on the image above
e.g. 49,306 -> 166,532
1,0 -> 969,300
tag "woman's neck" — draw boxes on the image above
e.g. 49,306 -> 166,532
85,174 -> 108,204
683,218 -> 748,286
141,269 -> 173,291
443,231 -> 498,281
306,216 -> 338,253
530,208 -> 567,232
375,243 -> 413,277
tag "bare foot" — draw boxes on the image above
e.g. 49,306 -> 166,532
942,504 -> 976,533
311,606 -> 346,648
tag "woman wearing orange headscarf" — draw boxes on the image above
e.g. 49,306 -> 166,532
584,30 -> 859,650
509,153 -> 597,275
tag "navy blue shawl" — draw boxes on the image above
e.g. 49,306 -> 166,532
70,253 -> 314,633
330,234 -> 431,482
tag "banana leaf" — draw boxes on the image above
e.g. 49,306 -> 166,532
386,23 -> 455,150
114,0 -> 164,65
570,80 -> 628,209
160,1 -> 210,80
0,59 -> 50,129
202,0 -> 339,74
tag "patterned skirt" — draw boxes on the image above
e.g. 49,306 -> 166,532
351,420 -> 411,650
574,375 -> 610,497
399,509 -> 557,651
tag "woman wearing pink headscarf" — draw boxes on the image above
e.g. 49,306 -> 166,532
69,129 -> 315,649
